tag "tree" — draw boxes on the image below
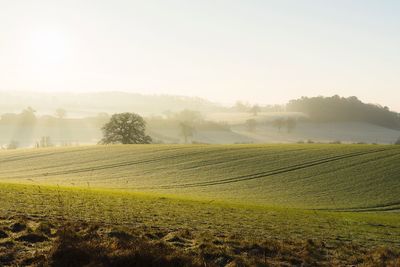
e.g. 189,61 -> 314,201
7,140 -> 19,150
55,108 -> 67,119
234,101 -> 250,112
20,107 -> 37,126
395,136 -> 400,145
250,105 -> 261,116
173,109 -> 201,144
100,113 -> 152,144
15,107 -> 37,146
286,118 -> 297,133
180,122 -> 194,144
174,109 -> 203,124
37,136 -> 53,148
245,119 -> 257,132
272,118 -> 285,132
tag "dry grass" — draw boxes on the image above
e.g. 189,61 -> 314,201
1,216 -> 400,267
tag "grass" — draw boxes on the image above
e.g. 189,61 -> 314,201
1,183 -> 400,245
0,144 -> 400,265
1,144 -> 400,209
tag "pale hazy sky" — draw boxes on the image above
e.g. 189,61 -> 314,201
1,0 -> 400,110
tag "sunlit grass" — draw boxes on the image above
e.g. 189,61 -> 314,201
1,144 -> 399,209
1,182 -> 399,250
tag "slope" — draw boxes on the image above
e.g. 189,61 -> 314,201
0,144 -> 399,210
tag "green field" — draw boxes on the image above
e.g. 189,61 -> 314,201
1,144 -> 400,265
1,144 -> 400,210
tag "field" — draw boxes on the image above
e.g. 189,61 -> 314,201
1,144 -> 400,266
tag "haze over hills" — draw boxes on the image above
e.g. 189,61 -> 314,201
1,91 -> 400,147
1,90 -> 399,116
0,91 -> 220,117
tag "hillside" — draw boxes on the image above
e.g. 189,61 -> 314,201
1,144 -> 400,265
1,144 -> 399,210
232,121 -> 400,144
206,112 -> 400,144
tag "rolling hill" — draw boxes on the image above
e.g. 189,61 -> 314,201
1,144 -> 400,265
1,144 -> 399,210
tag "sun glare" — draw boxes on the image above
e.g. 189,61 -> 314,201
28,30 -> 69,66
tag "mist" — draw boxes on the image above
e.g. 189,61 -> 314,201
1,90 -> 399,149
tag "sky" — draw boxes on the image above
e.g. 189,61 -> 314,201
1,0 -> 400,111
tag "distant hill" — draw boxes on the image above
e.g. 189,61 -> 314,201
0,91 -> 221,117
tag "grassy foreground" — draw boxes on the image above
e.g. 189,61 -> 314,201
0,183 -> 400,266
0,144 -> 400,265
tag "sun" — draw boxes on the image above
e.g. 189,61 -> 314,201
28,30 -> 69,66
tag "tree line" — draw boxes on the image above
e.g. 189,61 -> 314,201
286,96 -> 400,130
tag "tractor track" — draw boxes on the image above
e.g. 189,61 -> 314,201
0,147 -> 93,164
0,146 -> 198,176
5,145 -> 287,178
314,199 -> 400,212
141,148 -> 396,189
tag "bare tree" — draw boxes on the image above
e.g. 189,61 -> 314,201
245,119 -> 257,132
286,118 -> 297,133
250,105 -> 261,116
272,118 -> 285,132
174,109 -> 202,124
395,136 -> 400,145
180,122 -> 194,144
38,136 -> 53,148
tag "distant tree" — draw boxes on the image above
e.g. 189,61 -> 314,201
395,136 -> 400,145
286,118 -> 297,133
7,140 -> 19,150
263,104 -> 285,112
14,107 -> 37,146
171,109 -> 202,144
272,118 -> 285,132
55,108 -> 67,119
234,101 -> 250,112
180,122 -> 195,144
245,119 -> 257,132
100,113 -> 152,144
250,105 -> 261,116
174,109 -> 203,124
20,107 -> 37,126
37,136 -> 53,148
